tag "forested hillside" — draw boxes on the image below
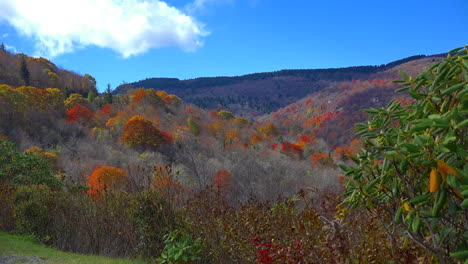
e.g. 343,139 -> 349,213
260,55 -> 446,147
0,47 -> 466,264
0,46 -> 97,95
115,54 -> 444,115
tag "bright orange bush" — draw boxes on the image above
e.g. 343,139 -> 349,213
251,134 -> 263,144
87,166 -> 129,199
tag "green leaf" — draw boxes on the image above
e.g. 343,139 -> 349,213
432,188 -> 448,217
449,250 -> 468,260
461,198 -> 468,208
401,143 -> 419,153
394,206 -> 403,222
457,119 -> 468,128
410,194 -> 429,204
441,82 -> 465,95
411,215 -> 421,232
383,151 -> 397,159
399,70 -> 409,81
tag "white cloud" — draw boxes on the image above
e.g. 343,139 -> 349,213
2,33 -> 8,38
0,0 -> 208,58
186,0 -> 234,13
5,44 -> 17,53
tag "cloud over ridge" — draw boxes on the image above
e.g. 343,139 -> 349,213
0,0 -> 208,57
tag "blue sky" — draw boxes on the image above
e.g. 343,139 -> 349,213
0,0 -> 467,92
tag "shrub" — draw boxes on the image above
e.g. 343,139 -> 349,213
14,185 -> 59,242
0,139 -> 61,189
182,188 -> 431,263
341,47 -> 468,263
132,190 -> 177,257
157,231 -> 202,264
7,185 -> 176,258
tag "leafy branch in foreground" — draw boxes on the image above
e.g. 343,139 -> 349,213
341,46 -> 468,263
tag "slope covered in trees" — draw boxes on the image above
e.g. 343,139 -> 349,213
115,54 -> 444,115
0,47 -> 97,95
0,47 -> 466,263
260,55 -> 446,147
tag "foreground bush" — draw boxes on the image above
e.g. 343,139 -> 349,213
0,183 -> 440,263
7,185 -> 176,258
0,139 -> 62,189
342,47 -> 468,263
182,189 -> 432,263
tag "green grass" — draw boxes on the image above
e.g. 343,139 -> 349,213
0,232 -> 147,264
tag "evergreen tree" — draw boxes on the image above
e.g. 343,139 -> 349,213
20,56 -> 30,86
63,85 -> 70,98
0,42 -> 5,52
104,83 -> 113,104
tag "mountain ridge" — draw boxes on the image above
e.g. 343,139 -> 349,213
114,53 -> 445,115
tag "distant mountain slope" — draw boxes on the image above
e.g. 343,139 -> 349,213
259,55 -> 446,147
0,49 -> 97,95
114,54 -> 444,115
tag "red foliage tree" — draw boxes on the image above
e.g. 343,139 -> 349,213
66,104 -> 93,123
281,142 -> 303,159
102,104 -> 113,115
212,170 -> 231,188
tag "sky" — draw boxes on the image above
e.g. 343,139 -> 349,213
0,0 -> 467,92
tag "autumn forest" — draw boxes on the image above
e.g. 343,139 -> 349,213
0,44 -> 467,264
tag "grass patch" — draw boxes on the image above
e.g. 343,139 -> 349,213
0,232 -> 146,264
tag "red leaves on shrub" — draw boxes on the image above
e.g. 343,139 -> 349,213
253,238 -> 307,264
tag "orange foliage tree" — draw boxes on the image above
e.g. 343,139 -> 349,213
333,138 -> 363,161
251,134 -> 263,144
151,164 -> 183,199
131,88 -> 164,108
310,153 -> 335,168
120,115 -> 169,150
87,166 -> 129,199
